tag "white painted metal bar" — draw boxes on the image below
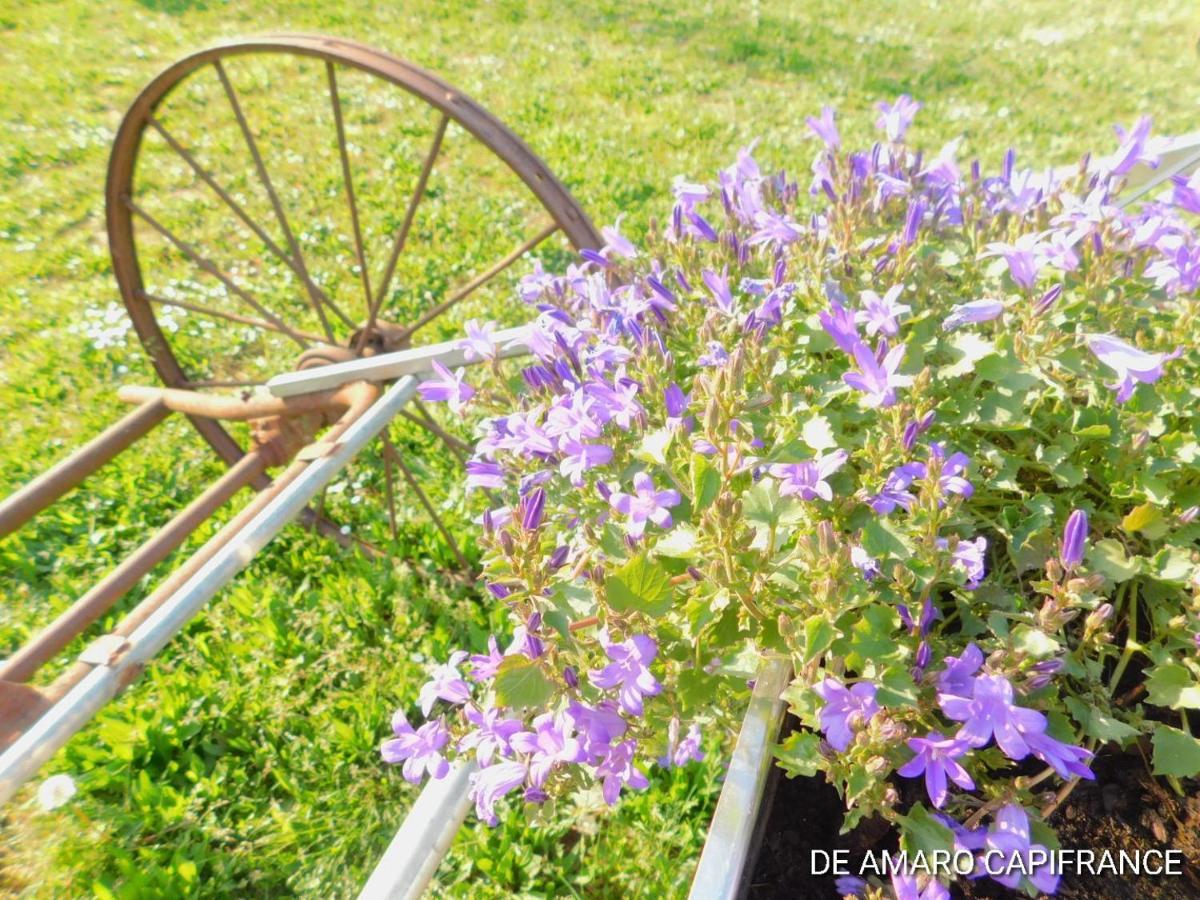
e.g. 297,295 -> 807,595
688,656 -> 791,900
358,760 -> 479,900
1119,132 -> 1200,208
268,326 -> 532,397
0,376 -> 420,806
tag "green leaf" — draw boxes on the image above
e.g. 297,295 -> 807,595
1087,538 -> 1141,583
775,730 -> 822,778
605,554 -> 674,617
654,525 -> 698,559
801,414 -> 838,451
802,614 -> 838,664
1121,502 -> 1166,539
942,332 -> 996,378
1145,663 -> 1200,709
1151,725 -> 1200,777
1150,547 -> 1198,585
841,605 -> 902,669
876,666 -> 918,708
1064,697 -> 1139,743
860,517 -> 912,560
636,427 -> 674,465
493,657 -> 555,711
898,803 -> 956,859
1011,624 -> 1060,659
691,456 -> 720,512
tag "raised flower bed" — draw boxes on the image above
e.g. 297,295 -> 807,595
374,98 -> 1200,898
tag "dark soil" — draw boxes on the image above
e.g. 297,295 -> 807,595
747,734 -> 1200,900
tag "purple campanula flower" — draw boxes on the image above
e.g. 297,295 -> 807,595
381,712 -> 451,784
659,720 -> 705,768
1033,283 -> 1063,315
901,197 -> 927,245
702,268 -> 735,315
851,545 -> 881,581
856,285 -> 911,337
843,339 -> 909,408
876,95 -> 922,142
466,459 -> 505,491
936,643 -> 983,697
767,449 -> 848,501
664,382 -> 690,424
459,319 -> 499,362
460,706 -> 523,765
897,731 -> 975,808
589,634 -> 662,716
868,461 -> 927,515
595,739 -> 650,805
983,233 -> 1044,291
507,619 -> 545,660
937,535 -> 987,588
418,651 -> 472,715
890,872 -> 951,900
673,179 -> 710,212
819,298 -> 860,354
941,298 -> 1004,331
609,472 -> 681,538
698,340 -> 730,367
568,700 -> 628,761
601,222 -> 637,259
469,635 -> 504,681
983,804 -> 1060,894
520,488 -> 546,531
1060,509 -> 1088,571
559,438 -> 614,485
511,711 -> 585,787
939,675 -> 1046,760
1101,116 -> 1161,178
805,104 -> 840,149
929,443 -> 973,502
470,759 -> 528,826
1172,170 -> 1200,213
1024,729 -> 1095,780
835,876 -> 867,898
813,677 -> 879,751
418,360 -> 475,413
1086,333 -> 1181,403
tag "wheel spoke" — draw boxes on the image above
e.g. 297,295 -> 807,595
398,221 -> 560,340
381,432 -> 469,570
145,115 -> 348,331
379,433 -> 400,542
214,60 -> 352,338
358,113 -> 449,353
140,291 -> 326,345
126,200 -> 315,348
402,401 -> 470,461
326,62 -> 373,316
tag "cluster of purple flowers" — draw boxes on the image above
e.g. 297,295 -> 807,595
380,92 -> 1194,900
383,629 -> 705,825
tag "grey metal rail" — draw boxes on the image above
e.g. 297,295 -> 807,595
688,656 -> 791,900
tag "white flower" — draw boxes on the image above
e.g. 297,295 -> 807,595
37,773 -> 76,811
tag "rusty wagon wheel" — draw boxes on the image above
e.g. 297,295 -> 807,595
106,34 -> 600,561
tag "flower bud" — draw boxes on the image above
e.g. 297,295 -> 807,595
498,531 -> 515,557
687,565 -> 704,582
563,666 -> 579,689
817,520 -> 836,555
1132,431 -> 1150,452
1059,509 -> 1088,571
1045,558 -> 1063,582
1179,506 -> 1200,525
1085,603 -> 1114,635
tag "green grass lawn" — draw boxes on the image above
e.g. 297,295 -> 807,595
2,1 -> 1199,896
